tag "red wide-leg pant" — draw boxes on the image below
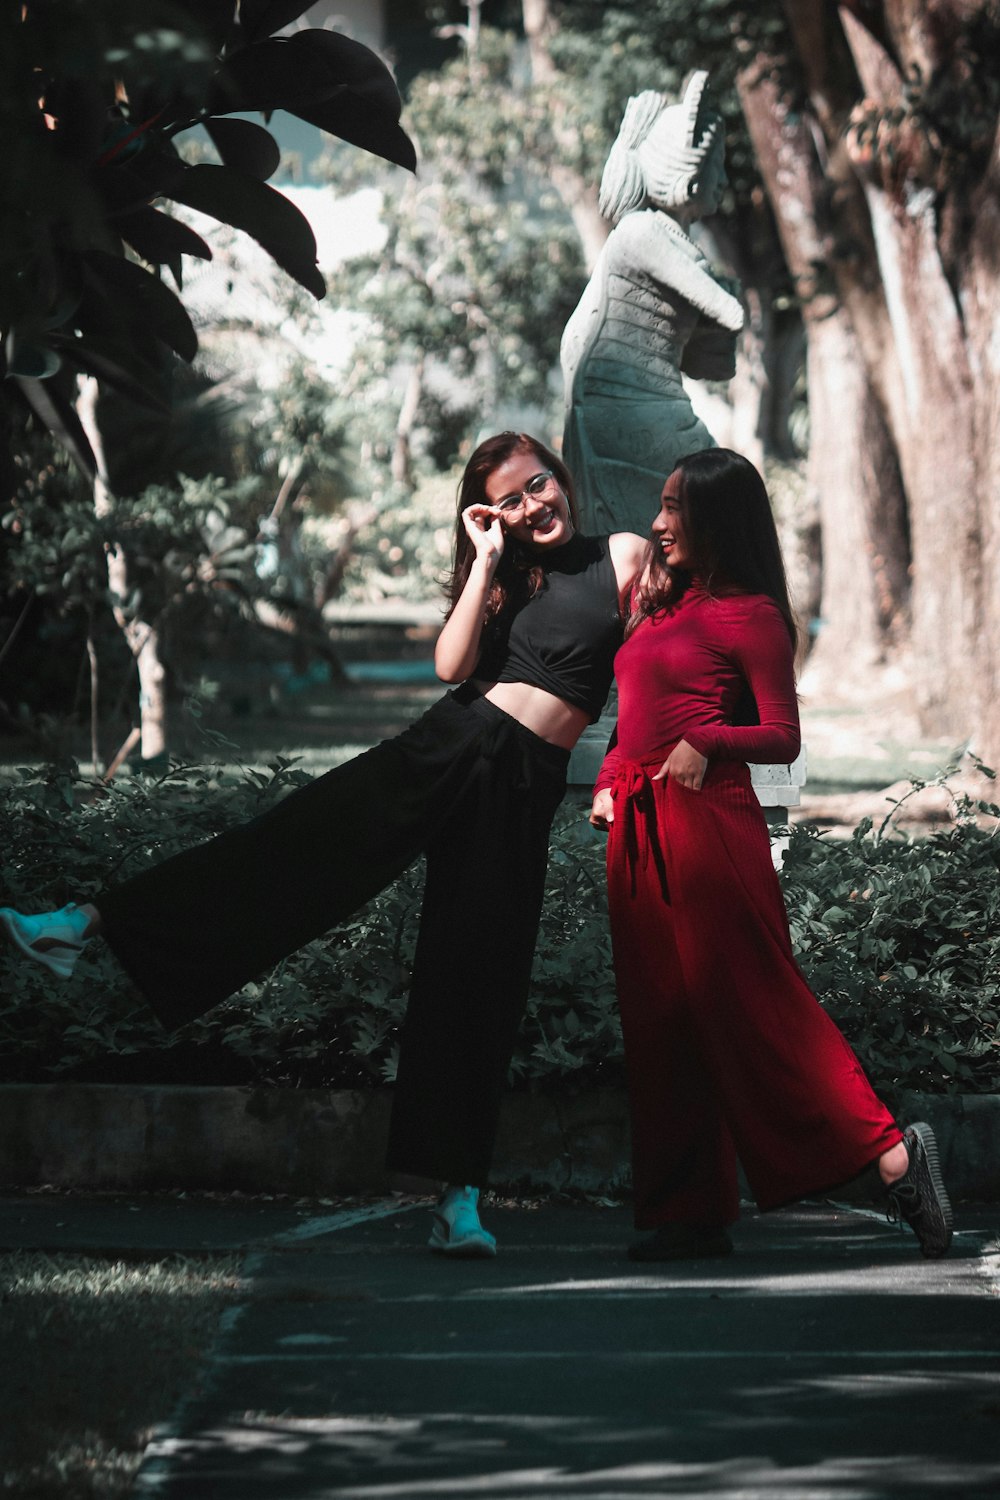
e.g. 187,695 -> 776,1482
605,755 -> 902,1228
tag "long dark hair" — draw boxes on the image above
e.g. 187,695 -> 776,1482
627,447 -> 798,647
443,432 -> 580,622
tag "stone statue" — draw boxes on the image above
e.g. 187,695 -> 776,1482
561,72 -> 745,537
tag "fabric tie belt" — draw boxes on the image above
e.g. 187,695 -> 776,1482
611,755 -> 675,901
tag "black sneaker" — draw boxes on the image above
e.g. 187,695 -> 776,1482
627,1224 -> 734,1262
886,1121 -> 953,1258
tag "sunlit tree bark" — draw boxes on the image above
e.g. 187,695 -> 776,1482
738,1 -> 999,758
77,379 -> 167,766
737,49 -> 910,675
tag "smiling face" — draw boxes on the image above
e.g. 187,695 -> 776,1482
484,448 -> 575,550
651,469 -> 695,570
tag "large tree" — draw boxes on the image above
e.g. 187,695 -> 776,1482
737,1 -> 1000,762
521,0 -> 1000,760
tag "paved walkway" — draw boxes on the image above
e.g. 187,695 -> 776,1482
3,1193 -> 1000,1498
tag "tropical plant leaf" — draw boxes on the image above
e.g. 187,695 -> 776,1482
294,96 -> 417,173
238,0 -> 315,43
51,336 -> 173,412
93,159 -> 172,219
14,377 -> 96,479
205,30 -> 415,171
83,250 -> 199,361
286,29 -> 406,113
164,163 -> 325,297
207,36 -> 354,113
5,334 -> 61,380
204,115 -> 282,180
116,205 -> 214,267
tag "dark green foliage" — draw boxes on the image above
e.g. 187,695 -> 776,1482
779,775 -> 1000,1102
1,760 -> 998,1096
0,1 -> 416,476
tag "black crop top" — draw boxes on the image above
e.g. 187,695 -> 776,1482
472,533 -> 622,722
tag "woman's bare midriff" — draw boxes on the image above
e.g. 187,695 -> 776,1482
473,679 -> 592,750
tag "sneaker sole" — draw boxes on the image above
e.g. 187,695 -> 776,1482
428,1229 -> 497,1258
907,1121 -> 953,1258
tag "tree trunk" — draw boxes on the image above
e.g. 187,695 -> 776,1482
76,377 -> 168,764
710,202 -> 805,473
804,310 -> 910,676
521,0 -> 609,272
768,0 -> 1000,762
391,353 -> 425,488
964,129 -> 1000,761
833,5 -> 990,739
737,51 -> 910,678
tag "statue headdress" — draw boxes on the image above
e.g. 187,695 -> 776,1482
599,71 -> 723,222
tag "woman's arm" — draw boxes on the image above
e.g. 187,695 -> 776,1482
683,599 -> 801,765
608,531 -> 647,609
590,726 -> 622,827
434,505 -> 505,683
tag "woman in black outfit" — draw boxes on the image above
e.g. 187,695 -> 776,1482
2,432 -> 644,1256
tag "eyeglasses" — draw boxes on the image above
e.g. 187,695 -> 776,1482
494,470 -> 557,517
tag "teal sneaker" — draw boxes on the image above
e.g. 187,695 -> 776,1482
428,1185 -> 497,1258
0,904 -> 91,979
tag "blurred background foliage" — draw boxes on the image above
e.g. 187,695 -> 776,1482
1,1 -> 812,760
3,1 -> 999,805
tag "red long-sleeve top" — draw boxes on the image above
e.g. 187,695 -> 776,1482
594,583 -> 801,793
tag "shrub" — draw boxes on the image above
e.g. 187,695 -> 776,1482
1,759 -> 998,1096
779,771 -> 1000,1104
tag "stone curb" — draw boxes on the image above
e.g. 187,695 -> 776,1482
0,1084 -> 996,1200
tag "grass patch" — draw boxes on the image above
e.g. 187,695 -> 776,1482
0,1251 -> 244,1497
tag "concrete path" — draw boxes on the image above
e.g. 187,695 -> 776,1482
4,1193 -> 1000,1498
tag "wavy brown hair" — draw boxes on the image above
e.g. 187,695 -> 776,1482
443,432 -> 580,622
627,447 -> 797,647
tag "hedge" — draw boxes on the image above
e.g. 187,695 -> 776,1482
1,758 -> 998,1100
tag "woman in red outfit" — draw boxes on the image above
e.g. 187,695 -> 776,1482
590,448 -> 952,1261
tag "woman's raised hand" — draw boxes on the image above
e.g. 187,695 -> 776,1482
462,504 -> 506,566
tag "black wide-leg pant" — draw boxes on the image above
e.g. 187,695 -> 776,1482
97,687 -> 569,1184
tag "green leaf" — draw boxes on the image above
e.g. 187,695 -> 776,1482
163,163 -> 326,298
210,30 -> 398,114
206,31 -> 416,172
5,336 -> 61,379
51,335 -> 171,411
13,377 -> 96,479
204,116 -> 282,180
83,250 -> 199,362
294,95 -> 417,174
116,206 -> 214,267
238,0 -> 316,42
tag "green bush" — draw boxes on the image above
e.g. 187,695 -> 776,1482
0,758 -> 616,1090
779,774 -> 1000,1102
1,759 -> 998,1097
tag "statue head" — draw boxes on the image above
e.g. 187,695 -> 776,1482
599,71 -> 725,222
